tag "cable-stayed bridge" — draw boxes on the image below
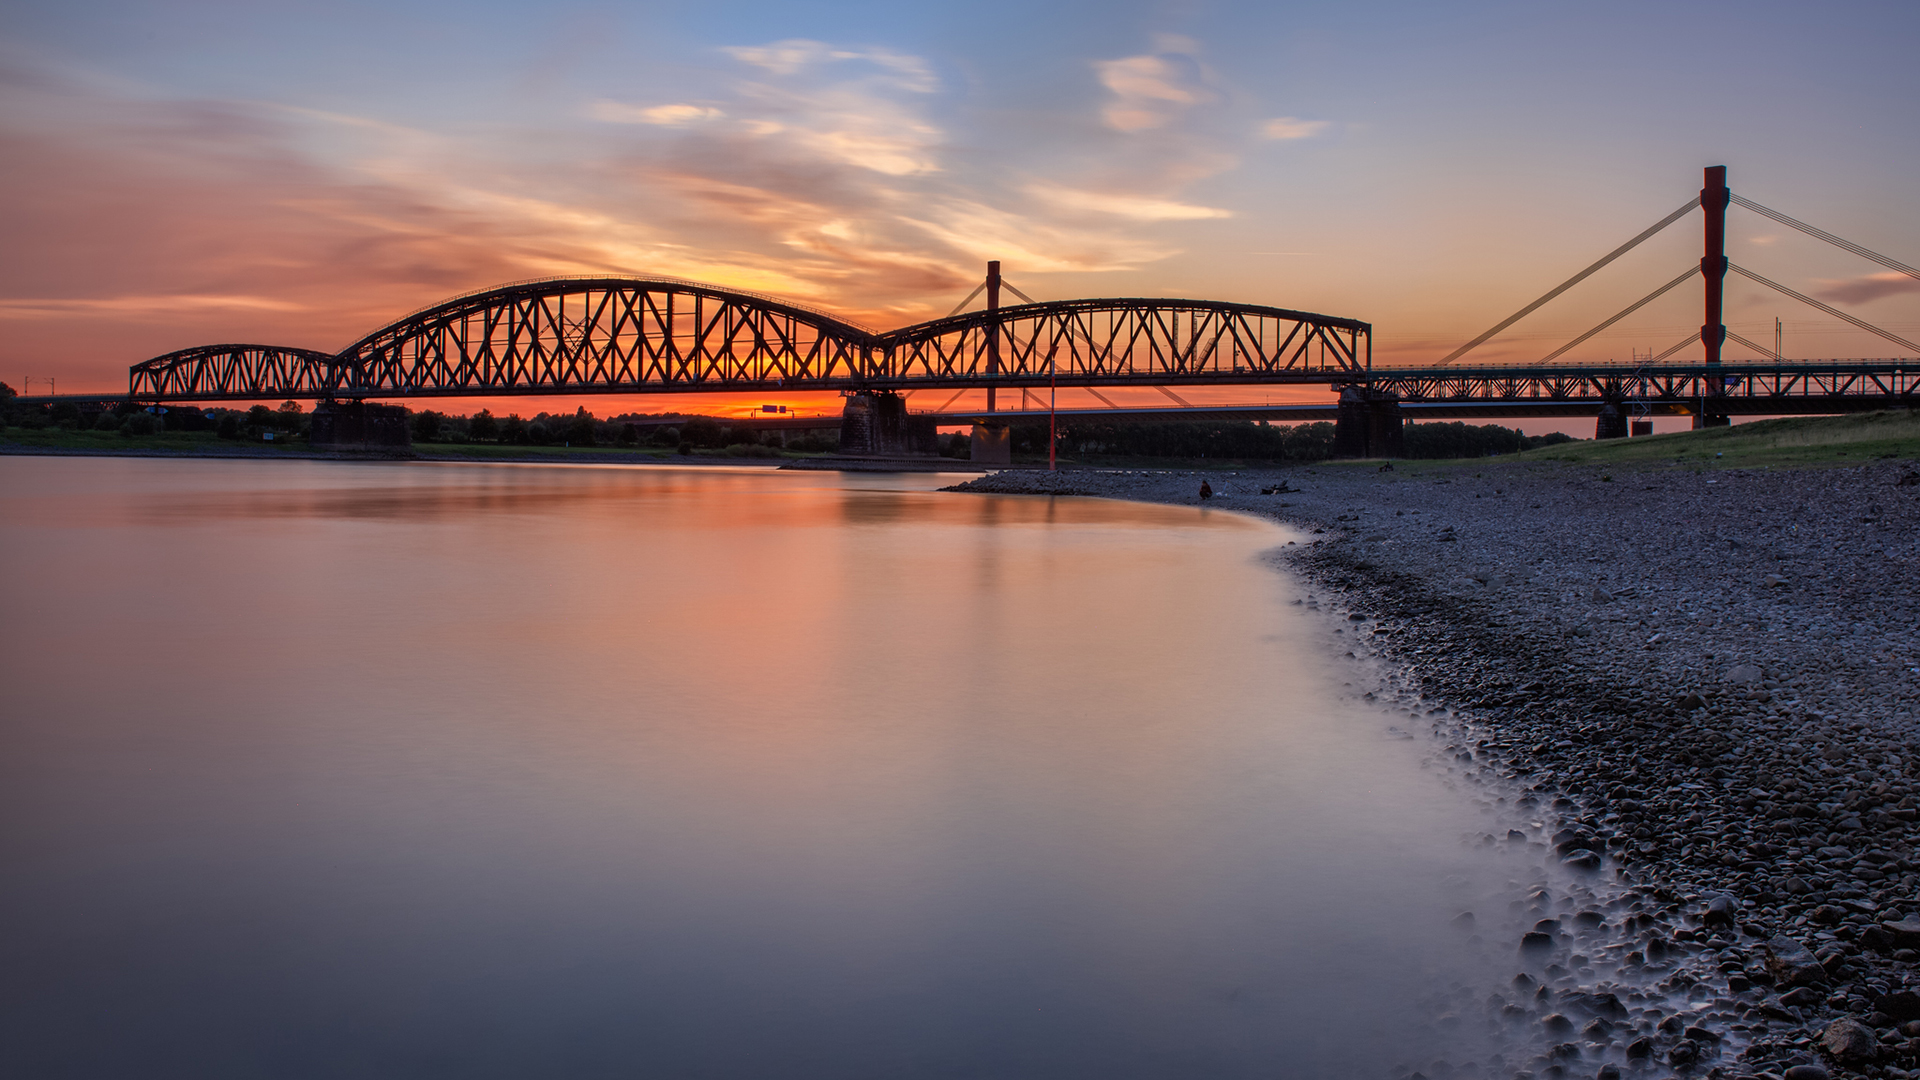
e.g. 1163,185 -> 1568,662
11,166 -> 1917,456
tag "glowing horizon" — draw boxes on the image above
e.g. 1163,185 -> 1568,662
3,0 -> 1916,411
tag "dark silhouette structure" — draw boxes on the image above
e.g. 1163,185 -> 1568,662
0,165 -> 1897,461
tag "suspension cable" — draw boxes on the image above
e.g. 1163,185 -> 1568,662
1725,329 -> 1775,358
1653,334 -> 1696,362
1731,194 -> 1920,281
945,282 -> 987,319
1728,263 -> 1920,354
1436,198 -> 1699,366
1000,280 -> 1037,304
1541,265 -> 1700,363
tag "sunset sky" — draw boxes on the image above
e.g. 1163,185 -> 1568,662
2,0 -> 1916,417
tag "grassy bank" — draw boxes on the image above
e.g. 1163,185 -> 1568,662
1518,410 -> 1920,469
0,428 -> 308,455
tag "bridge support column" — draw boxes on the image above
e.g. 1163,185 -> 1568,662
1595,398 -> 1628,440
1698,165 -> 1730,429
970,421 -> 1011,465
1333,386 -> 1405,459
310,400 -> 410,450
839,391 -> 937,456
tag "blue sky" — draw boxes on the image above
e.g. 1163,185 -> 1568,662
3,0 -> 1916,399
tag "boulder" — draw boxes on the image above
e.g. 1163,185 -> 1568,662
1763,936 -> 1828,987
1820,1017 -> 1877,1062
1704,894 -> 1739,926
1877,990 -> 1920,1023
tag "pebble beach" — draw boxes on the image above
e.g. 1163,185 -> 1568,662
950,456 -> 1920,1080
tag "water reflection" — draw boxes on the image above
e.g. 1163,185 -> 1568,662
4,457 -> 1510,1079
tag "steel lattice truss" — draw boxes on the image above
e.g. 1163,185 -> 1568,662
128,278 -> 1372,402
129,344 -> 346,401
1375,361 -> 1920,412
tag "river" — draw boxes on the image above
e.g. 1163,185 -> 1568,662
2,457 -> 1555,1078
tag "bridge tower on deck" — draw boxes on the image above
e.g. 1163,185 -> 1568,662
1697,165 -> 1732,428
969,261 -> 1012,465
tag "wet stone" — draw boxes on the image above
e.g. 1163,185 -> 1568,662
1765,936 -> 1829,988
1821,1017 -> 1878,1061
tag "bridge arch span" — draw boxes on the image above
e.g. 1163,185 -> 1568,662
127,276 -> 1373,401
130,344 -> 346,402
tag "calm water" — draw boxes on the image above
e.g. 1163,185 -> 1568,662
3,458 -> 1519,1078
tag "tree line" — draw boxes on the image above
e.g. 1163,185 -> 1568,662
1003,418 -> 1576,462
0,384 -> 1577,461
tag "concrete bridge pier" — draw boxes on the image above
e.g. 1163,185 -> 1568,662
1595,398 -> 1628,439
839,391 -> 938,456
310,400 -> 410,449
970,421 -> 1011,465
1333,386 -> 1405,459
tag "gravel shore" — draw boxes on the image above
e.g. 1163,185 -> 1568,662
950,457 -> 1920,1080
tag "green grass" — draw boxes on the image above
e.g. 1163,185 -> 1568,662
0,427 -> 306,454
1514,410 -> 1920,469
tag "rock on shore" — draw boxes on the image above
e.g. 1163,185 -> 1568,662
949,457 -> 1920,1078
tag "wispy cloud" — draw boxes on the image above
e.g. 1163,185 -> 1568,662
1026,182 -> 1232,221
0,295 -> 307,319
901,199 -> 1174,272
1093,39 -> 1216,133
1262,117 -> 1332,140
722,40 -> 936,93
1816,272 -> 1920,305
589,101 -> 723,126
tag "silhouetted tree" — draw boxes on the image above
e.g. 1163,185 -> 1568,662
412,410 -> 442,442
1402,422 -> 1579,459
468,409 -> 498,441
565,407 -> 597,446
681,416 -> 724,448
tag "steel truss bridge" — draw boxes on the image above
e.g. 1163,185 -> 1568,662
928,360 -> 1919,426
2,165 -> 1906,424
123,278 -> 1372,403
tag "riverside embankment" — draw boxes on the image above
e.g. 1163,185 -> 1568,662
951,456 -> 1920,1080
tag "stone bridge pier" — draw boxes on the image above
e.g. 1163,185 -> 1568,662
1596,397 -> 1629,439
1332,386 -> 1405,459
839,391 -> 938,456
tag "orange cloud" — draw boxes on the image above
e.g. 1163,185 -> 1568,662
1816,272 -> 1920,305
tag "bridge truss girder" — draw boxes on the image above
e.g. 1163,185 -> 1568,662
127,278 -> 1372,403
1369,361 -> 1918,411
